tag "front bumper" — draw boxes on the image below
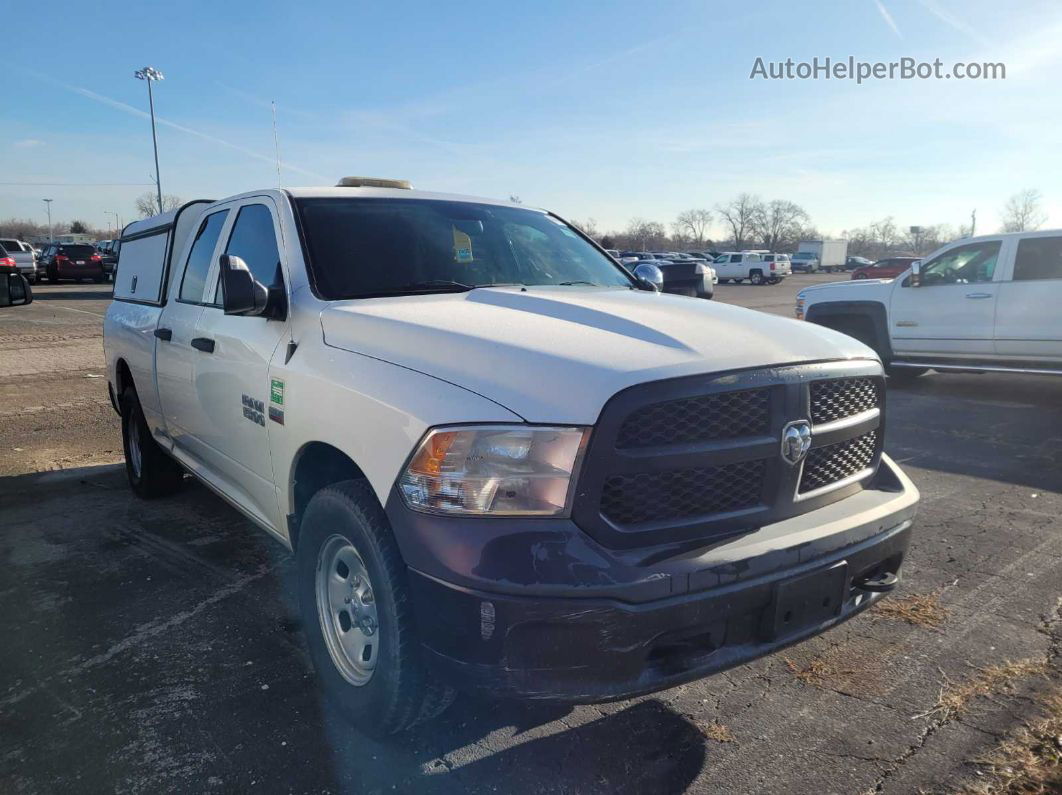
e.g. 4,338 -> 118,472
391,455 -> 918,701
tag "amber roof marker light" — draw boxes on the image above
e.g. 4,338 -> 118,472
335,177 -> 412,189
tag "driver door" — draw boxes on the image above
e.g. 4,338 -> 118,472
889,238 -> 1008,358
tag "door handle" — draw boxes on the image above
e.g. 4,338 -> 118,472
153,327 -> 172,341
965,292 -> 993,299
190,337 -> 215,353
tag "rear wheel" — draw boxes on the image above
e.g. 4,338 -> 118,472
297,480 -> 455,736
121,387 -> 184,498
854,272 -> 868,279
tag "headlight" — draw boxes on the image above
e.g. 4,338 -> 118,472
398,425 -> 589,516
795,297 -> 806,319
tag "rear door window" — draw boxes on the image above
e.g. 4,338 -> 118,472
179,210 -> 229,303
1013,236 -> 1062,281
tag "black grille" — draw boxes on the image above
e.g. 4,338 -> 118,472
616,388 -> 770,448
601,460 -> 765,525
810,377 -> 880,425
800,431 -> 878,493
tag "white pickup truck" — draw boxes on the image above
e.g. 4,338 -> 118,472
713,251 -> 791,284
797,230 -> 1062,378
104,178 -> 918,734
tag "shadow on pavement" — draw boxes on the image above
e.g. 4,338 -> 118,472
30,285 -> 113,302
1,465 -> 709,793
885,371 -> 1062,493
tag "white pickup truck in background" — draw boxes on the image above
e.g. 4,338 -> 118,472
103,178 -> 918,735
797,230 -> 1062,378
712,251 -> 790,284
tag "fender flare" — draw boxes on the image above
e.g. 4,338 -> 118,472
805,300 -> 893,361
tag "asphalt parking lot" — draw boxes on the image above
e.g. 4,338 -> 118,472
2,276 -> 1061,793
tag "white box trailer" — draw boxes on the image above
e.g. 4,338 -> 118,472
795,239 -> 848,273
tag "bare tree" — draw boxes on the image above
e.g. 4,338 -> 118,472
1000,189 -> 1047,232
571,218 -> 600,239
716,194 -> 761,250
508,194 -> 522,204
868,217 -> 900,251
624,218 -> 667,251
135,191 -> 183,217
751,200 -> 808,252
673,209 -> 713,247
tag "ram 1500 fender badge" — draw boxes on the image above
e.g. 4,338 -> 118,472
781,420 -> 812,465
241,394 -> 266,427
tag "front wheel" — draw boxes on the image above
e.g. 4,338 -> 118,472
749,270 -> 765,285
853,273 -> 868,280
297,480 -> 455,736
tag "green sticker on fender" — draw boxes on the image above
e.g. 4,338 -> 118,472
270,378 -> 284,406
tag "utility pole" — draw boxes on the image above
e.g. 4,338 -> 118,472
970,209 -> 977,237
43,198 -> 53,242
134,67 -> 165,213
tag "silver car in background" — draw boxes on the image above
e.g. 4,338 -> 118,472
0,239 -> 38,283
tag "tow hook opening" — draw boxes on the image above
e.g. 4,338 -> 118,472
854,571 -> 899,593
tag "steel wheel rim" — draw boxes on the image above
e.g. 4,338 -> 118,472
315,535 -> 380,686
128,416 -> 143,478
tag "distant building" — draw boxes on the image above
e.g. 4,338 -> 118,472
54,233 -> 96,245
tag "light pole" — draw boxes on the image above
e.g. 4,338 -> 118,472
105,210 -> 119,238
43,198 -> 53,242
134,66 -> 165,214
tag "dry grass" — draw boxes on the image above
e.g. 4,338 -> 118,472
784,641 -> 892,697
959,685 -> 1062,794
697,721 -> 735,743
786,655 -> 856,687
872,589 -> 951,629
917,658 -> 1049,722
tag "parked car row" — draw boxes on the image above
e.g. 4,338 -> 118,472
606,250 -> 717,299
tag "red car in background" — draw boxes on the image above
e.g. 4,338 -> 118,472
37,243 -> 106,283
850,256 -> 920,280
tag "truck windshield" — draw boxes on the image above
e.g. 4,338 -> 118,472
294,198 -> 635,299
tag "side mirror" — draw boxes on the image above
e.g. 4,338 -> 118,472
633,262 -> 663,292
909,260 -> 922,287
0,272 -> 33,307
220,254 -> 271,316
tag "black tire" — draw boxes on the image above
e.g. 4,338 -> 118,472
297,480 -> 455,736
749,270 -> 765,285
48,269 -> 59,284
886,365 -> 929,382
121,387 -> 184,498
92,276 -> 104,284
853,272 -> 868,280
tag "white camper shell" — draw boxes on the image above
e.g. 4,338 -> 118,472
114,201 -> 212,305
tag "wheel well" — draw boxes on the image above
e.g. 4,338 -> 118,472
289,442 -> 369,551
814,313 -> 880,354
114,359 -> 133,400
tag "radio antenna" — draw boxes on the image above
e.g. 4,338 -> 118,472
271,100 -> 282,188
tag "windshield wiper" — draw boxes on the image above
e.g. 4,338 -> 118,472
398,279 -> 476,293
557,280 -> 599,286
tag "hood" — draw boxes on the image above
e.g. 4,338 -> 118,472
799,278 -> 895,297
321,286 -> 877,423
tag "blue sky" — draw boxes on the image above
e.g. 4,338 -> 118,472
3,0 -> 1061,237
